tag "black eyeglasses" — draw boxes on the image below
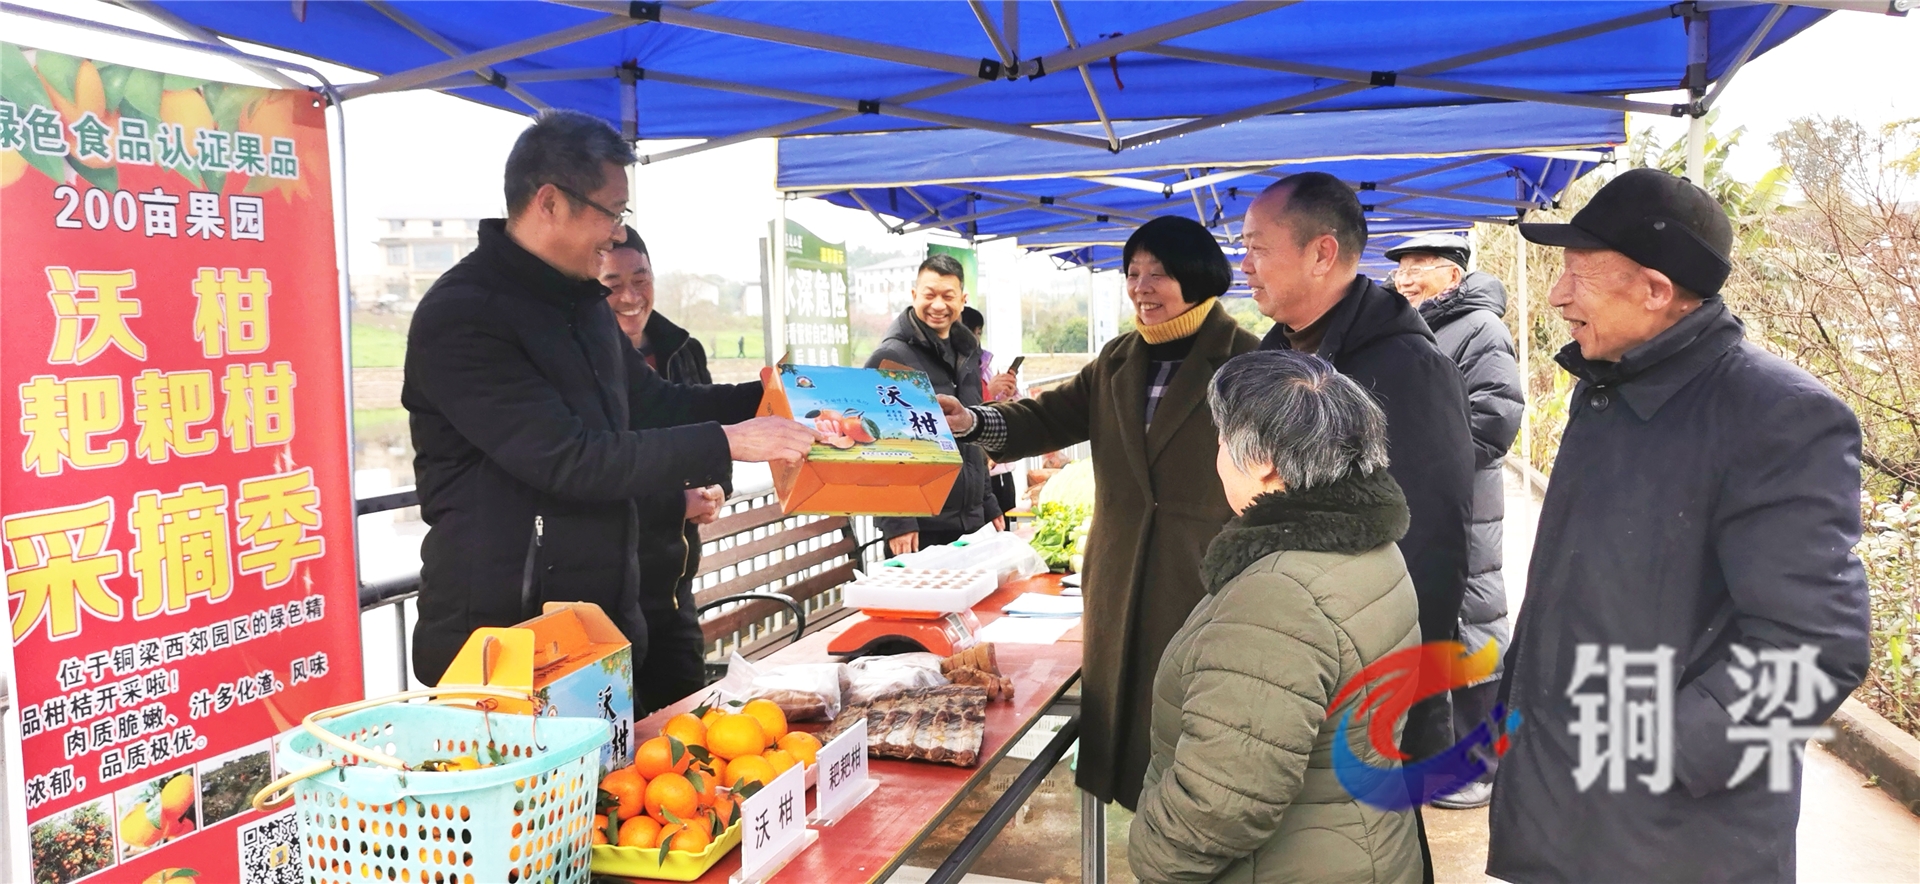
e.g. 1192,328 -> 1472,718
551,182 -> 629,225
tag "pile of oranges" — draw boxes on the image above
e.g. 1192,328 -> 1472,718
593,698 -> 823,858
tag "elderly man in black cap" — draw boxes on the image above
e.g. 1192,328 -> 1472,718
1383,232 -> 1524,811
1486,168 -> 1869,882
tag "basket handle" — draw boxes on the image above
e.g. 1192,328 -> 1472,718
249,686 -> 536,813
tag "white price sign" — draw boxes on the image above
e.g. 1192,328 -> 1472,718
733,761 -> 814,884
812,718 -> 878,825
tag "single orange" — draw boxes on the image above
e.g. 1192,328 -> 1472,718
705,714 -> 767,760
741,699 -> 789,746
777,732 -> 822,767
634,736 -> 693,780
763,748 -> 798,777
699,705 -> 729,730
725,755 -> 776,791
662,713 -> 707,748
710,793 -> 740,830
644,772 -> 699,825
696,757 -> 727,802
591,814 -> 611,845
687,762 -> 723,806
659,821 -> 713,854
600,767 -> 647,821
617,815 -> 661,849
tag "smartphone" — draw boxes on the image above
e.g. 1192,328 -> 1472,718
1005,355 -> 1025,374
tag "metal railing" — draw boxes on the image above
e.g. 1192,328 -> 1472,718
352,483 -> 885,695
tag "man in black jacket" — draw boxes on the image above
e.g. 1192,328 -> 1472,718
864,255 -> 1003,555
1245,173 -> 1476,768
599,229 -> 724,711
1487,169 -> 1868,883
1384,233 -> 1526,810
403,110 -> 815,688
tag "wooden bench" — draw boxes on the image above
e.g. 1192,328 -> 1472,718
690,490 -> 878,664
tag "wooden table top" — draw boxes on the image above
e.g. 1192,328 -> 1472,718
615,574 -> 1083,884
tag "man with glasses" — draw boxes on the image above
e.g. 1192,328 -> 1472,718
1383,233 -> 1525,811
402,109 -> 817,690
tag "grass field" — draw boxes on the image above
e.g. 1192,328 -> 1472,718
352,323 -> 408,368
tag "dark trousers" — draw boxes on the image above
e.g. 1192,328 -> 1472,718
1451,679 -> 1504,782
988,472 -> 1017,514
637,600 -> 707,714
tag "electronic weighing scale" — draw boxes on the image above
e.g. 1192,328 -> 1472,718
826,607 -> 982,657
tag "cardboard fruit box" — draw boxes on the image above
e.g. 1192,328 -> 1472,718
758,363 -> 962,516
438,601 -> 636,775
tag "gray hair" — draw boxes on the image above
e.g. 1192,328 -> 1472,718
503,109 -> 636,215
1207,350 -> 1390,491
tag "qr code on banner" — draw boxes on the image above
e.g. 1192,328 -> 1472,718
237,808 -> 302,884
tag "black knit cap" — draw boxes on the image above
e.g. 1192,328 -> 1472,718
1519,167 -> 1733,296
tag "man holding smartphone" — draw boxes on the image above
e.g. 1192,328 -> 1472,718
865,255 -> 1005,554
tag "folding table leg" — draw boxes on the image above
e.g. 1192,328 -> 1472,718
1081,789 -> 1106,884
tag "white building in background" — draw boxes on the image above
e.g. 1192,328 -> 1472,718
372,217 -> 483,302
850,255 -> 921,315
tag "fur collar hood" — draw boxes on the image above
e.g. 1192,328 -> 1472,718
1200,468 -> 1410,594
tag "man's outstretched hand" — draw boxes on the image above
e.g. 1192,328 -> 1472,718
936,394 -> 976,435
723,416 -> 821,465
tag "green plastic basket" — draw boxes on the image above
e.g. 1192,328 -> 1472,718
272,696 -> 609,884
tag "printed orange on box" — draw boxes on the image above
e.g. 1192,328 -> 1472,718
758,364 -> 961,516
439,602 -> 636,774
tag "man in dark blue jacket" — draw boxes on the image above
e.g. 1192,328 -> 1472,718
1488,168 -> 1868,882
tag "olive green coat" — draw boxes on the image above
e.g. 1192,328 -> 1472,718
979,301 -> 1258,808
1130,472 -> 1423,884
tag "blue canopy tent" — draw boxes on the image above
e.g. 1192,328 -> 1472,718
64,1 -> 1879,179
774,102 -> 1623,278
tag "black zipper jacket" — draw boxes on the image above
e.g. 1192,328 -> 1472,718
403,220 -> 760,683
1260,274 -> 1476,759
864,308 -> 1000,540
629,311 -> 714,613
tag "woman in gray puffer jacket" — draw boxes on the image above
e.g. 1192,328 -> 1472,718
1130,350 -> 1422,884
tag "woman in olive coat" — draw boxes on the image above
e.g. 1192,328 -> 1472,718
941,216 -> 1259,809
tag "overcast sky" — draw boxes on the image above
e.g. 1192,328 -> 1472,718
5,2 -> 1914,281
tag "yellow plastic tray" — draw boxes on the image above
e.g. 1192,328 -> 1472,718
590,819 -> 742,881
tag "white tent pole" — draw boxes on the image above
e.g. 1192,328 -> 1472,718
770,197 -> 788,367
366,0 -> 551,112
1702,4 -> 1786,110
1686,115 -> 1708,185
340,13 -> 643,99
1050,0 -> 1120,152
1142,45 -> 1682,117
1685,8 -> 1711,185
968,0 -> 1016,68
1515,222 -> 1531,465
1126,5 -> 1678,149
113,0 -> 304,88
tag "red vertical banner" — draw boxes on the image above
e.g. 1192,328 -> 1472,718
1,44 -> 360,884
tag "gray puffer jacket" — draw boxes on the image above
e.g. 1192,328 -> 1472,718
1416,272 -> 1523,678
1130,470 -> 1422,884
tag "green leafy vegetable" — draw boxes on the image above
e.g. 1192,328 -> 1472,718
1028,502 -> 1092,571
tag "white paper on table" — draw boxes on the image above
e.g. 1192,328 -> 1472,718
1000,592 -> 1083,617
976,616 -> 1080,644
